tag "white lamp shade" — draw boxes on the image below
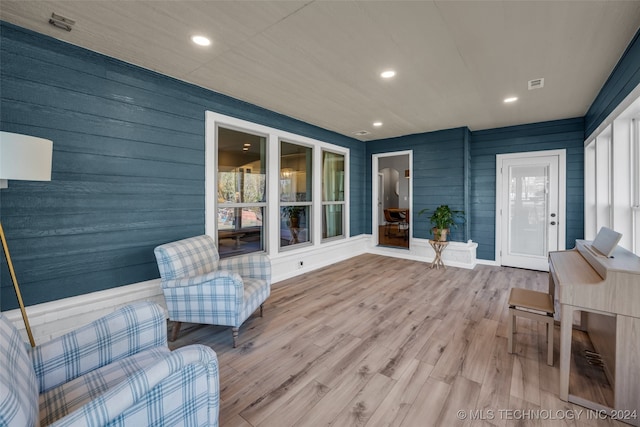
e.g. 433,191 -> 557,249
0,131 -> 53,182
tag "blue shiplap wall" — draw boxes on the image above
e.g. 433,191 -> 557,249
585,28 -> 640,138
469,118 -> 585,261
366,128 -> 468,241
0,22 -> 365,310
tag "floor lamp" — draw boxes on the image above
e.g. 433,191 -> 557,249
0,131 -> 53,347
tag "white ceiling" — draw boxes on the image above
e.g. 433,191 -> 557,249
2,1 -> 640,141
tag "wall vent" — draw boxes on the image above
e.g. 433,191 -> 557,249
353,130 -> 370,136
49,13 -> 75,31
528,78 -> 544,90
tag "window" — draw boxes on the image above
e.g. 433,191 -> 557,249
322,150 -> 345,240
216,126 -> 266,257
583,85 -> 640,254
206,111 -> 350,257
584,142 -> 596,239
595,130 -> 611,232
633,117 -> 640,253
280,141 -> 312,248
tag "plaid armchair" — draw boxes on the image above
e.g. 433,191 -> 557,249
154,234 -> 271,347
0,302 -> 219,426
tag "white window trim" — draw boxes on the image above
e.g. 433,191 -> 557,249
279,138 -> 315,251
205,111 -> 349,255
320,148 -> 348,243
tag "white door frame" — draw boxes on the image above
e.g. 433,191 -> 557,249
495,149 -> 566,270
377,173 -> 385,226
372,150 -> 413,246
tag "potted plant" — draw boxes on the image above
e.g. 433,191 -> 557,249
418,204 -> 465,241
282,206 -> 303,228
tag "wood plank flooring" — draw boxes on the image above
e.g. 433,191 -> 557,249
170,254 -> 627,426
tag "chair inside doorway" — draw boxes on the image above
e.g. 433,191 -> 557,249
380,208 -> 409,248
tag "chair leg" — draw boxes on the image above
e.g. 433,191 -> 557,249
232,327 -> 239,348
260,304 -> 264,317
507,309 -> 515,354
170,321 -> 182,342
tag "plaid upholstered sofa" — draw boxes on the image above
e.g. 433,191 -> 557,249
154,234 -> 271,347
0,302 -> 219,426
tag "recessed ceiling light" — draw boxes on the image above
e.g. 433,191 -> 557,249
504,97 -> 518,103
380,70 -> 396,79
373,122 -> 383,127
191,35 -> 211,46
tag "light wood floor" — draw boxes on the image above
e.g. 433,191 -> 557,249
170,254 -> 626,426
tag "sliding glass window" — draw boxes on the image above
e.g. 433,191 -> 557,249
322,150 -> 345,240
280,141 -> 312,248
217,127 -> 266,258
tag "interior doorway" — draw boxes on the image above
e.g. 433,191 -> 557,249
372,151 -> 412,249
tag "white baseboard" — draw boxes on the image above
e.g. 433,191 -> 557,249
475,258 -> 500,266
4,279 -> 166,344
269,234 -> 370,282
367,237 -> 478,269
3,234 -> 477,344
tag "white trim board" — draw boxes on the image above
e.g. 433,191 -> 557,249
3,279 -> 166,344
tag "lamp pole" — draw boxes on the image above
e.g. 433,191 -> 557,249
0,222 -> 35,346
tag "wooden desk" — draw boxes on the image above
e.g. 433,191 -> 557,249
550,240 -> 640,425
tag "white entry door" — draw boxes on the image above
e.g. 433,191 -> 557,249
496,150 -> 566,271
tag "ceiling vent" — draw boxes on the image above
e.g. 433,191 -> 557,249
528,78 -> 544,90
49,13 -> 75,32
353,130 -> 370,136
